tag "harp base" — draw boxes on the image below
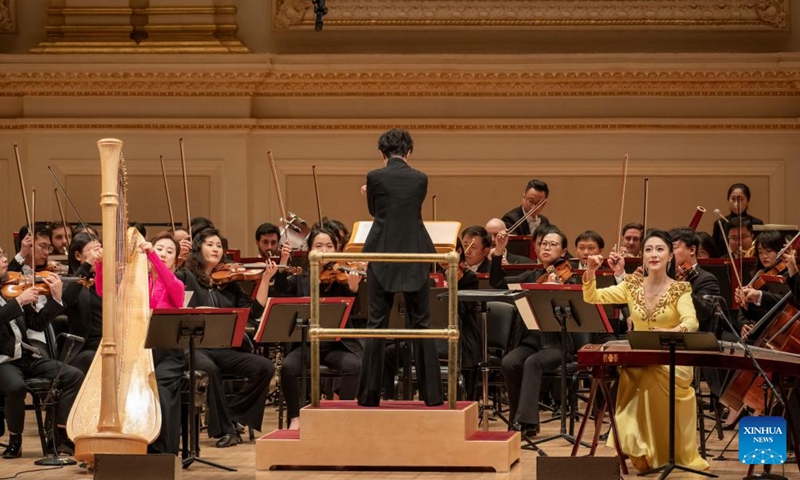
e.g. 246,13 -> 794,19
73,433 -> 149,468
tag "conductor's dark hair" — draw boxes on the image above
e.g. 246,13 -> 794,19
525,179 -> 549,198
378,128 -> 413,159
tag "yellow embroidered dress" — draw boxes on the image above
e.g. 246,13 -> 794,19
583,274 -> 710,472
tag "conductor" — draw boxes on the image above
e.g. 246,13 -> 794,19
357,128 -> 443,407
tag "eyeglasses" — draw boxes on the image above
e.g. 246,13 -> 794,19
537,241 -> 561,250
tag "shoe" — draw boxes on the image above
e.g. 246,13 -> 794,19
2,441 -> 21,459
215,433 -> 239,448
510,422 -> 539,438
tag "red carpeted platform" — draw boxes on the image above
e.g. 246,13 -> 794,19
256,400 -> 520,472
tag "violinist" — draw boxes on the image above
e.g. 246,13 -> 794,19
785,244 -> 799,299
711,183 -> 764,253
620,222 -> 644,258
669,228 -> 723,334
275,228 -> 363,430
484,218 -> 532,264
62,232 -> 103,374
255,222 -> 289,261
0,246 -> 83,459
670,228 -> 727,400
501,179 -> 550,235
572,230 -> 605,270
490,225 -> 575,437
176,227 -> 277,448
255,222 -> 293,296
461,225 -> 491,273
9,223 -> 52,274
313,218 -> 351,250
9,224 -> 57,358
48,221 -> 72,256
736,230 -> 791,340
93,230 -> 186,455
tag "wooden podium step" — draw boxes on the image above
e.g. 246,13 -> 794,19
256,400 -> 520,472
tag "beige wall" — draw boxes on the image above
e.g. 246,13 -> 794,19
1,127 -> 795,258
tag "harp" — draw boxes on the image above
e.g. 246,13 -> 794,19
67,139 -> 161,464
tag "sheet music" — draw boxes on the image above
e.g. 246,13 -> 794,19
509,283 -> 540,330
183,291 -> 194,308
347,220 -> 461,251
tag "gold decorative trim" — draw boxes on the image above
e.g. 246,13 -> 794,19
0,0 -> 15,33
274,0 -> 789,31
1,122 -> 798,131
3,68 -> 800,97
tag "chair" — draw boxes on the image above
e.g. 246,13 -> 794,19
540,332 -> 595,436
472,301 -> 518,424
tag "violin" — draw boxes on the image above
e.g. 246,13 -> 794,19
675,261 -> 699,282
319,262 -> 367,284
536,259 -> 572,284
749,261 -> 788,291
211,262 -> 302,286
1,270 -> 57,299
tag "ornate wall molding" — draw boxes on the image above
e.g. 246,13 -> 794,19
0,0 -> 15,33
1,121 -> 799,132
274,0 -> 789,31
3,63 -> 800,97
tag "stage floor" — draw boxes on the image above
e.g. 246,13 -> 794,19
0,399 -> 789,479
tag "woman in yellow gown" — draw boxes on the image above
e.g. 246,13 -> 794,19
582,229 -> 710,472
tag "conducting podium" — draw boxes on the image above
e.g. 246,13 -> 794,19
148,307 -> 249,472
514,283 -> 613,452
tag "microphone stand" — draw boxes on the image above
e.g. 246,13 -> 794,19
313,0 -> 327,31
712,296 -> 784,408
34,340 -> 78,466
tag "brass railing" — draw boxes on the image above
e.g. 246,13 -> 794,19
308,250 -> 461,409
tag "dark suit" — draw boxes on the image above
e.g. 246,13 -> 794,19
358,157 -> 442,406
501,206 -> 550,236
0,296 -> 83,435
685,265 -> 725,396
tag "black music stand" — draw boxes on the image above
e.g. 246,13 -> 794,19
254,297 -> 353,412
516,284 -> 612,451
628,331 -> 719,480
148,307 -> 249,472
436,290 -> 537,449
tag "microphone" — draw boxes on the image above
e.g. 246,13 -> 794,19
713,209 -> 729,223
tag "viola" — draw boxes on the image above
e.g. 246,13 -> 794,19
211,262 -> 302,286
749,262 -> 788,291
536,259 -> 572,284
675,261 -> 699,282
319,262 -> 367,285
1,270 -> 58,299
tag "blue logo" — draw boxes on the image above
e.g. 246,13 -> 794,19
739,416 -> 787,465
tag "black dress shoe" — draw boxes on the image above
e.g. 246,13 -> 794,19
2,441 -> 21,459
215,434 -> 239,448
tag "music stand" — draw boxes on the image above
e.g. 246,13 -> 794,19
148,307 -> 249,472
254,297 -> 353,411
628,331 -> 719,480
516,284 -> 613,451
